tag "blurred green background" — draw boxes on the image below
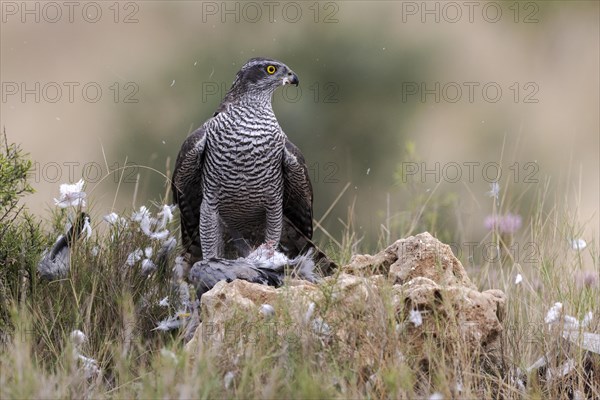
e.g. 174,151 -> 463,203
1,1 -> 598,254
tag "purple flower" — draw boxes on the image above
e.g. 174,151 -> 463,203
576,270 -> 598,288
484,213 -> 522,234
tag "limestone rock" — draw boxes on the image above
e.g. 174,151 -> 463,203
398,277 -> 505,364
187,232 -> 507,387
345,232 -> 475,288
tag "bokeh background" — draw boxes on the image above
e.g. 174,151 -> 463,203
2,1 -> 598,260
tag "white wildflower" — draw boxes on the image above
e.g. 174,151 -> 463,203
563,315 -> 580,330
142,247 -> 156,275
104,212 -> 119,224
571,239 -> 587,251
173,256 -> 186,280
563,311 -> 593,330
77,353 -> 101,380
144,247 -> 153,258
133,206 -> 170,241
159,297 -> 169,307
70,330 -> 87,346
177,281 -> 191,310
131,206 -> 173,240
409,309 -> 423,327
304,302 -> 316,324
91,246 -> 99,256
104,212 -> 128,228
154,311 -> 191,331
138,214 -> 153,235
515,274 -> 523,285
132,206 -> 150,223
311,318 -> 332,336
546,358 -> 576,380
157,236 -> 177,259
573,390 -> 585,400
149,230 -> 170,241
126,249 -> 143,266
141,258 -> 157,275
157,204 -> 176,229
546,302 -> 593,330
154,316 -> 181,331
54,179 -> 86,208
582,311 -> 593,327
545,302 -> 563,324
70,330 -> 100,380
82,216 -> 92,240
224,371 -> 235,389
486,181 -> 500,201
259,304 -> 275,319
429,392 -> 443,400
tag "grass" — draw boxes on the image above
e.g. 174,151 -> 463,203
0,136 -> 598,399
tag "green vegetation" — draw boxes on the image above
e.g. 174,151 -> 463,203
0,131 -> 45,337
0,134 -> 598,399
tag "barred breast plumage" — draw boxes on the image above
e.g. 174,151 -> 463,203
203,103 -> 284,235
172,57 -> 336,275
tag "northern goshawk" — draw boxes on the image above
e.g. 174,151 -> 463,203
172,57 -> 334,273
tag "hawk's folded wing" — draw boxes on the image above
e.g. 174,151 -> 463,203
172,126 -> 207,261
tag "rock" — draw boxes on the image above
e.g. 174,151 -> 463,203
344,251 -> 397,275
398,277 -> 505,370
346,232 -> 475,288
186,232 -> 506,389
185,279 -> 320,354
389,232 -> 475,288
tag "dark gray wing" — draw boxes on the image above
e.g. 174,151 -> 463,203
172,126 -> 207,262
280,139 -> 338,276
282,139 -> 313,239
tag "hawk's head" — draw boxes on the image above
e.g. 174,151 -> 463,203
230,57 -> 299,96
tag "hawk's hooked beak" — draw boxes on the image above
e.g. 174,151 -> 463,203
283,71 -> 299,86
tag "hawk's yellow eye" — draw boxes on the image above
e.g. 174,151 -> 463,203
266,65 -> 277,74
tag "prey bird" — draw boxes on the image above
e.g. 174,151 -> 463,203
38,212 -> 89,280
189,241 -> 318,300
172,57 -> 336,274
